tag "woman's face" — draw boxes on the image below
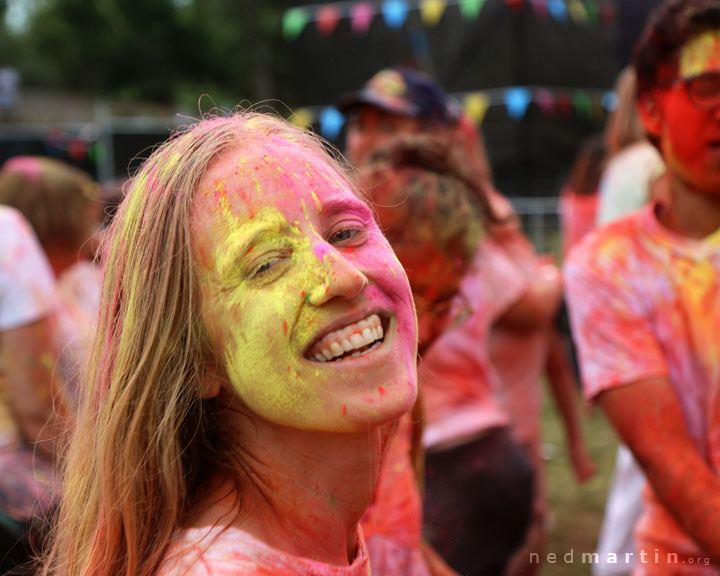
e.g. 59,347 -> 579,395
191,138 -> 418,432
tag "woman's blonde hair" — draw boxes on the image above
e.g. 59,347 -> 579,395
0,156 -> 99,250
41,111 -> 348,576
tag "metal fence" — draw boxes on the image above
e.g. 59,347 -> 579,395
510,196 -> 562,257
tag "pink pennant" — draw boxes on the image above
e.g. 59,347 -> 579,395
529,0 -> 548,17
351,3 -> 374,35
535,88 -> 555,117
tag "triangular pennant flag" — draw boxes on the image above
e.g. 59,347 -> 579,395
555,91 -> 573,117
529,0 -> 549,17
291,108 -> 314,128
382,0 -> 409,29
463,93 -> 491,125
504,0 -> 525,13
598,0 -> 614,24
459,0 -> 486,20
283,8 -> 309,40
590,94 -> 607,120
535,88 -> 555,116
547,0 -> 568,21
420,0 -> 447,26
504,88 -> 532,120
572,90 -> 591,117
602,91 -> 618,112
351,2 -> 375,35
567,0 -> 588,24
319,107 -> 345,140
585,0 -> 599,23
316,5 -> 341,36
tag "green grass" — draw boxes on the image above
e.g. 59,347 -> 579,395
540,391 -> 619,575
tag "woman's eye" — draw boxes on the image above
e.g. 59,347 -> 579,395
330,228 -> 361,244
250,256 -> 283,278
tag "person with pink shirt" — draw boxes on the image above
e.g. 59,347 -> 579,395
566,0 -> 720,572
358,138 -> 487,576
0,206 -> 68,572
40,113 -> 420,576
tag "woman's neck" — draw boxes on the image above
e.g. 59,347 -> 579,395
195,415 -> 386,567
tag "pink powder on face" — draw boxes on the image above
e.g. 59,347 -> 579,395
313,243 -> 332,261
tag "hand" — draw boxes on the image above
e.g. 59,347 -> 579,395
569,440 -> 596,483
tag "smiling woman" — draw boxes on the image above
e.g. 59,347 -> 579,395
40,112 -> 418,576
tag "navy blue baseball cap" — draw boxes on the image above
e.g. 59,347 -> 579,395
336,67 -> 461,125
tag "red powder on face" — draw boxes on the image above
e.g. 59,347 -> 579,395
342,405 -> 347,416
283,320 -> 288,336
378,387 -> 385,395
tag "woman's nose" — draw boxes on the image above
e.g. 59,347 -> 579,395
307,243 -> 368,307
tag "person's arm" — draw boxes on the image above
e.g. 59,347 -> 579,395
496,261 -> 562,330
545,327 -> 595,482
598,378 -> 720,564
1,317 -> 69,461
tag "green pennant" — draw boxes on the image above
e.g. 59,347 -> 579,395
283,8 -> 309,40
585,0 -> 599,23
459,0 -> 486,20
572,90 -> 592,117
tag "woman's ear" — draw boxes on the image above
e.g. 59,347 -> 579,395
637,94 -> 663,138
199,362 -> 225,399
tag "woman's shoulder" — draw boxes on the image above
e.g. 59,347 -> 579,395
158,524 -> 371,576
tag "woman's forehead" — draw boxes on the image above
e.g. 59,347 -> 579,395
201,142 -> 352,207
193,142 -> 361,239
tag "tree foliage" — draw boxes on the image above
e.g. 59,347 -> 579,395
7,0 -> 285,106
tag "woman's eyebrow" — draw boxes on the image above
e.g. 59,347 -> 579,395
320,197 -> 373,220
216,219 -> 290,280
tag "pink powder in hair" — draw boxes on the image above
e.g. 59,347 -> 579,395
3,156 -> 42,181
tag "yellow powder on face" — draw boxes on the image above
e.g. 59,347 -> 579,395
680,30 -> 720,78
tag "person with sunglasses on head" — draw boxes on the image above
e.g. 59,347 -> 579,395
565,0 -> 720,572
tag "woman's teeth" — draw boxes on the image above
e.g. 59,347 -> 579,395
310,314 -> 384,362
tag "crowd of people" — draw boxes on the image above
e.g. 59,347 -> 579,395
0,0 -> 719,574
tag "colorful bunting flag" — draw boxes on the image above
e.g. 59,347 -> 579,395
459,0 -> 486,20
602,91 -> 618,111
546,0 -> 568,21
291,108 -> 313,128
555,91 -> 573,117
463,93 -> 491,125
319,107 -> 346,140
316,5 -> 341,36
504,87 -> 532,120
382,0 -> 410,29
535,88 -> 555,116
283,0 -> 614,40
598,1 -> 614,24
572,90 -> 591,117
420,0 -> 447,26
567,0 -> 588,24
529,0 -> 549,18
504,0 -> 525,13
288,86 -> 615,137
283,7 -> 309,40
351,2 -> 375,35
